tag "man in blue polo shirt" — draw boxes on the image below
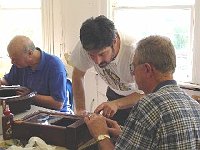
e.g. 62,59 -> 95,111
0,35 -> 73,113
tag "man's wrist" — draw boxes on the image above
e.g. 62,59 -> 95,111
75,109 -> 88,115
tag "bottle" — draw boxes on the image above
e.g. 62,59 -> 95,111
2,104 -> 14,140
0,102 -> 3,135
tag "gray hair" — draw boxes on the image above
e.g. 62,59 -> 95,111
135,35 -> 176,73
7,35 -> 35,53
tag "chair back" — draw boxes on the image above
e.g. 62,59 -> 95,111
67,78 -> 73,111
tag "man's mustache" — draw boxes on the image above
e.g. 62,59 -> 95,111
99,62 -> 108,68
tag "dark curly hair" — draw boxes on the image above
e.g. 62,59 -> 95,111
80,15 -> 117,51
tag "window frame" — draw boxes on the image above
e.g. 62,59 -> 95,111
0,0 -> 42,58
110,0 -> 195,83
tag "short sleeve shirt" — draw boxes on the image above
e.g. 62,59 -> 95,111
70,32 -> 141,96
4,49 -> 70,112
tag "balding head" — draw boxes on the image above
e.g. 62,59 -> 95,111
7,35 -> 35,54
7,35 -> 37,68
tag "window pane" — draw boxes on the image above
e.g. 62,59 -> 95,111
0,0 -> 41,8
113,8 -> 192,81
0,9 -> 42,57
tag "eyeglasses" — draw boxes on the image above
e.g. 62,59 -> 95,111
130,62 -> 144,76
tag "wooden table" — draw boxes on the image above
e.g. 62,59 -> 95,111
0,105 -> 96,150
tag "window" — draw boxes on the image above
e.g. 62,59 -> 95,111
0,0 -> 41,77
0,0 -> 42,57
111,0 -> 195,82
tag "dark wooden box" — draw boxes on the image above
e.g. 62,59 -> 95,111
0,86 -> 36,114
12,111 -> 92,150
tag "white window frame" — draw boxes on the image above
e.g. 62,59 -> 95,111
0,0 -> 42,57
109,0 -> 200,84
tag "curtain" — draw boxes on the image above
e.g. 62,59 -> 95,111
42,0 -> 54,54
192,0 -> 200,84
41,0 -> 65,56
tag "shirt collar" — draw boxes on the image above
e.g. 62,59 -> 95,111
153,80 -> 177,92
34,47 -> 45,71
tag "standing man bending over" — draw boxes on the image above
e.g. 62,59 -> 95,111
70,15 -> 143,125
0,35 -> 73,113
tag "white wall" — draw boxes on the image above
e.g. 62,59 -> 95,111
60,0 -> 109,111
60,0 -> 108,78
61,0 -> 108,53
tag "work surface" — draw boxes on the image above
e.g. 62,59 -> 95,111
0,105 -> 64,149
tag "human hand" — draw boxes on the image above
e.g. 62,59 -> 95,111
16,86 -> 31,96
94,101 -> 118,118
106,118 -> 122,138
84,113 -> 108,139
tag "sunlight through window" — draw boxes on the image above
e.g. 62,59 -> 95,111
112,0 -> 194,82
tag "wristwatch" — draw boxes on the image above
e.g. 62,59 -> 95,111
96,134 -> 110,142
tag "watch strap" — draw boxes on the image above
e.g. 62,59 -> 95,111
96,134 -> 110,142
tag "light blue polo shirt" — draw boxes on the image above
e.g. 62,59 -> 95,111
4,48 -> 71,112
